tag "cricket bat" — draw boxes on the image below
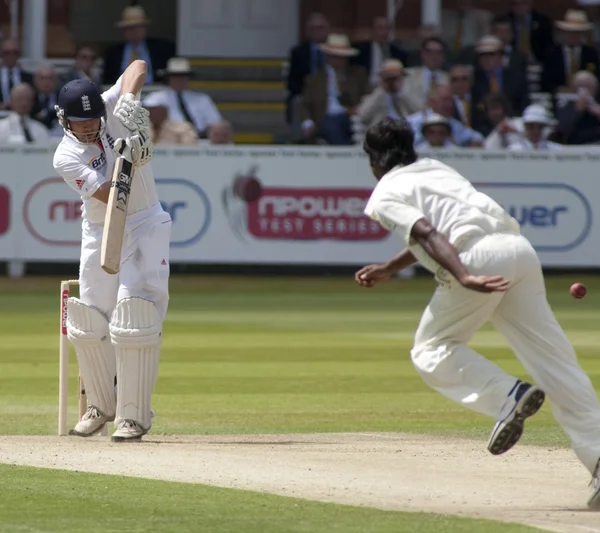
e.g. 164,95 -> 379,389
100,90 -> 142,275
100,154 -> 134,274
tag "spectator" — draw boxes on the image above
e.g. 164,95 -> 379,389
482,93 -> 520,147
357,59 -> 419,129
0,39 -> 33,110
0,84 -> 51,144
470,36 -> 529,134
351,17 -> 408,88
102,5 -> 175,85
403,37 -> 449,110
209,120 -> 234,145
144,58 -> 222,139
416,113 -> 456,148
286,13 -> 330,124
507,0 -> 553,64
31,64 -> 60,134
406,84 -> 484,147
404,24 -> 441,67
541,10 -> 600,94
508,104 -> 561,150
147,105 -> 198,145
60,45 -> 101,87
442,0 -> 493,56
449,64 -> 473,127
300,34 -> 369,145
554,70 -> 600,145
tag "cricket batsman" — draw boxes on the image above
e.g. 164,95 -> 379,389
355,118 -> 600,510
53,60 -> 171,442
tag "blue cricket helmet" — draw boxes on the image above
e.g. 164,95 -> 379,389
57,79 -> 105,121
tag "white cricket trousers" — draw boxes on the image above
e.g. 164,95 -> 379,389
78,208 -> 172,320
410,233 -> 600,474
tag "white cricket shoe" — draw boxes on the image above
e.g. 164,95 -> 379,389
111,419 -> 149,442
487,381 -> 545,455
69,406 -> 114,437
588,460 -> 600,510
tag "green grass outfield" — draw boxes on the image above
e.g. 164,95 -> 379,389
1,273 -> 598,532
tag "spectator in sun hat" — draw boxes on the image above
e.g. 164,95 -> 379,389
357,59 -> 420,129
102,4 -> 175,85
143,57 -> 222,139
416,113 -> 456,148
508,104 -> 561,150
470,35 -> 529,133
541,9 -> 600,94
300,34 -> 370,145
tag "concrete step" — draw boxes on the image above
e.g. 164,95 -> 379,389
189,58 -> 287,83
220,107 -> 287,135
190,81 -> 286,103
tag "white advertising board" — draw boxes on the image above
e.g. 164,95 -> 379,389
0,145 -> 598,267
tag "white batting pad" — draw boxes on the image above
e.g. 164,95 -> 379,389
66,298 -> 117,416
109,297 -> 161,430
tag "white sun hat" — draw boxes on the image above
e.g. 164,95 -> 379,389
319,34 -> 359,57
555,9 -> 594,31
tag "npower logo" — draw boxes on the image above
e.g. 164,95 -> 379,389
474,182 -> 592,251
23,177 -> 210,247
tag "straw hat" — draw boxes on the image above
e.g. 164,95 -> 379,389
380,59 -> 405,74
158,57 -> 193,77
555,10 -> 593,31
319,34 -> 358,57
476,35 -> 503,54
116,6 -> 151,28
421,113 -> 451,133
522,104 -> 555,125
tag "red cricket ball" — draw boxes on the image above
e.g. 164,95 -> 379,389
233,176 -> 263,203
570,282 -> 587,299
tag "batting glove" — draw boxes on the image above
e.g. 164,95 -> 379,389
114,93 -> 150,132
114,131 -> 153,168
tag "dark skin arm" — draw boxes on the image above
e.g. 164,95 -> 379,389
355,249 -> 417,287
410,218 -> 509,293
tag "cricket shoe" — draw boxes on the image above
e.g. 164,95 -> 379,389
487,381 -> 545,456
111,419 -> 149,442
69,406 -> 115,437
588,459 -> 600,510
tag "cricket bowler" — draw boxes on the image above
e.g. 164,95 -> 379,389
53,60 -> 171,441
355,118 -> 600,510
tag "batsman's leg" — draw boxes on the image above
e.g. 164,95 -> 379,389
66,299 -> 117,436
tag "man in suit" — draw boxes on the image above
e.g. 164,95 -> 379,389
357,59 -> 420,129
449,64 -> 474,127
508,0 -> 554,64
403,37 -> 450,110
442,0 -> 493,57
0,39 -> 33,110
286,13 -> 330,124
31,64 -> 60,133
61,45 -> 101,87
471,36 -> 530,134
541,10 -> 600,93
351,17 -> 408,89
300,34 -> 370,145
0,84 -> 51,144
102,5 -> 176,85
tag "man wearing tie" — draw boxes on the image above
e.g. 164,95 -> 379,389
541,10 -> 600,93
143,58 -> 222,139
286,13 -> 330,124
0,84 -> 51,144
0,39 -> 33,110
351,17 -> 408,89
449,65 -> 473,127
102,5 -> 175,85
471,36 -> 529,133
31,64 -> 60,134
508,0 -> 553,64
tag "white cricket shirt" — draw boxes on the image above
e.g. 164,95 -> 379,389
364,157 -> 520,274
53,75 -> 161,226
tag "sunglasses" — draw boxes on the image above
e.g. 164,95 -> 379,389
451,76 -> 469,82
424,48 -> 444,54
78,54 -> 96,60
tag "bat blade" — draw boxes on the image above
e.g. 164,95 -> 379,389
100,156 -> 134,275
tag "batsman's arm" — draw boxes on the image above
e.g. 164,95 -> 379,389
92,182 -> 111,204
119,59 -> 147,97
